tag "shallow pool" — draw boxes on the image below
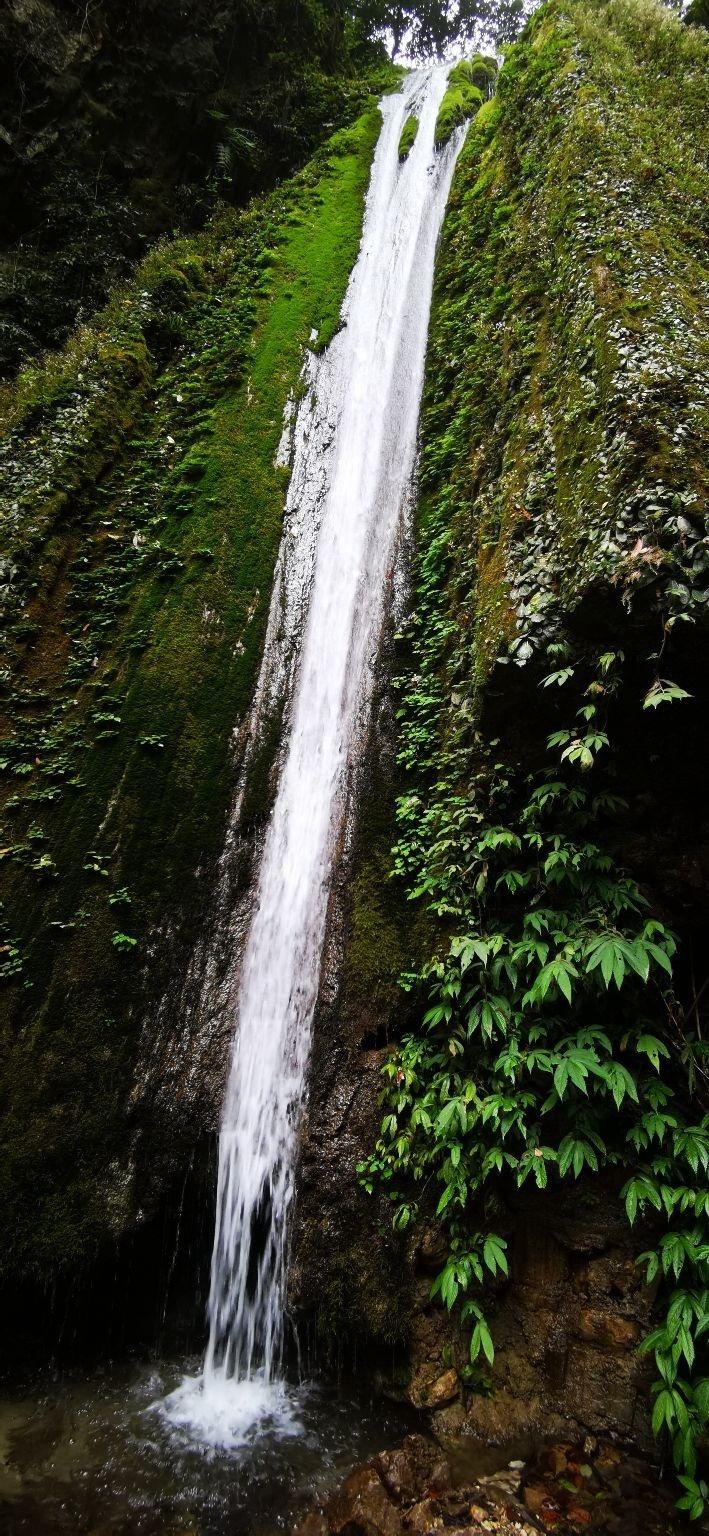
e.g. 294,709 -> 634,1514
0,1357 -> 413,1535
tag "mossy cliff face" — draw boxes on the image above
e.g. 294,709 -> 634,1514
0,98 -> 390,1292
421,0 -> 708,694
322,0 -> 709,1439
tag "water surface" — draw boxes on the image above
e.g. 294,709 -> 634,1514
0,1357 -> 412,1535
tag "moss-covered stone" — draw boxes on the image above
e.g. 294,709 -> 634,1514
398,115 -> 420,161
362,0 -> 709,1442
433,59 -> 487,150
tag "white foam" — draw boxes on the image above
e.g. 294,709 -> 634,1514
157,1369 -> 304,1450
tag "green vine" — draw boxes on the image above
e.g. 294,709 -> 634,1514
357,0 -> 709,1512
360,644 -> 709,1511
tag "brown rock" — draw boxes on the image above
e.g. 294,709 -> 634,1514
430,1399 -> 466,1438
565,1505 -> 593,1526
462,1388 -> 549,1443
564,1345 -> 642,1432
376,1436 -> 451,1504
328,1464 -> 401,1536
523,1483 -> 562,1527
547,1445 -> 571,1476
416,1227 -> 448,1274
402,1499 -> 441,1533
576,1309 -> 639,1349
417,1368 -> 459,1410
523,1483 -> 551,1517
292,1514 -> 328,1536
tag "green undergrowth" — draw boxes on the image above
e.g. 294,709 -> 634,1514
0,88 -> 393,1280
361,0 -> 709,1511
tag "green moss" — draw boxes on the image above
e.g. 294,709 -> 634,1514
434,59 -> 486,149
0,92 -> 390,1281
297,1216 -> 411,1355
421,0 -> 708,695
467,53 -> 499,93
341,719 -> 409,1018
398,114 -> 419,161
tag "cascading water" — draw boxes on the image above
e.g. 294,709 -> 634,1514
165,65 -> 465,1445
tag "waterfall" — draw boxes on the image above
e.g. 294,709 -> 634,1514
164,65 -> 464,1445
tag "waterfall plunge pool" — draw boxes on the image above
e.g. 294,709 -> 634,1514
0,1357 -> 415,1535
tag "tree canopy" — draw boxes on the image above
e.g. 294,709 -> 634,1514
351,0 -> 532,54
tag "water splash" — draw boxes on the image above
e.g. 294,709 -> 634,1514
168,66 -> 465,1441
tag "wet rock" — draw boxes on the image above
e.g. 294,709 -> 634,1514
576,1311 -> 639,1349
402,1499 -> 443,1532
565,1506 -> 593,1526
522,1482 -> 561,1521
430,1398 -> 467,1437
468,1506 -> 490,1526
327,1464 -> 400,1536
547,1447 -> 571,1477
293,1432 -> 684,1536
414,1368 -> 460,1410
294,1515 -> 329,1536
415,1227 -> 448,1274
376,1435 -> 451,1502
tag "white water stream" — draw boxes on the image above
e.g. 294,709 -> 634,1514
165,66 -> 464,1445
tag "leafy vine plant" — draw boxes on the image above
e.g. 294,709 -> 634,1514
359,648 -> 709,1517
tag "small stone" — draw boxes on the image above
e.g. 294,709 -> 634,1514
292,1512 -> 328,1536
327,1464 -> 400,1536
418,1368 -> 459,1409
565,1505 -> 593,1525
403,1499 -> 441,1533
376,1435 -> 451,1503
522,1484 -> 549,1516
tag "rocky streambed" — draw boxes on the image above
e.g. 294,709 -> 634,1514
293,1431 -> 687,1536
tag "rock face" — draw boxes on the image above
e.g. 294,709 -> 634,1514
434,1184 -> 655,1446
289,661 -> 416,1363
0,0 -> 707,1480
